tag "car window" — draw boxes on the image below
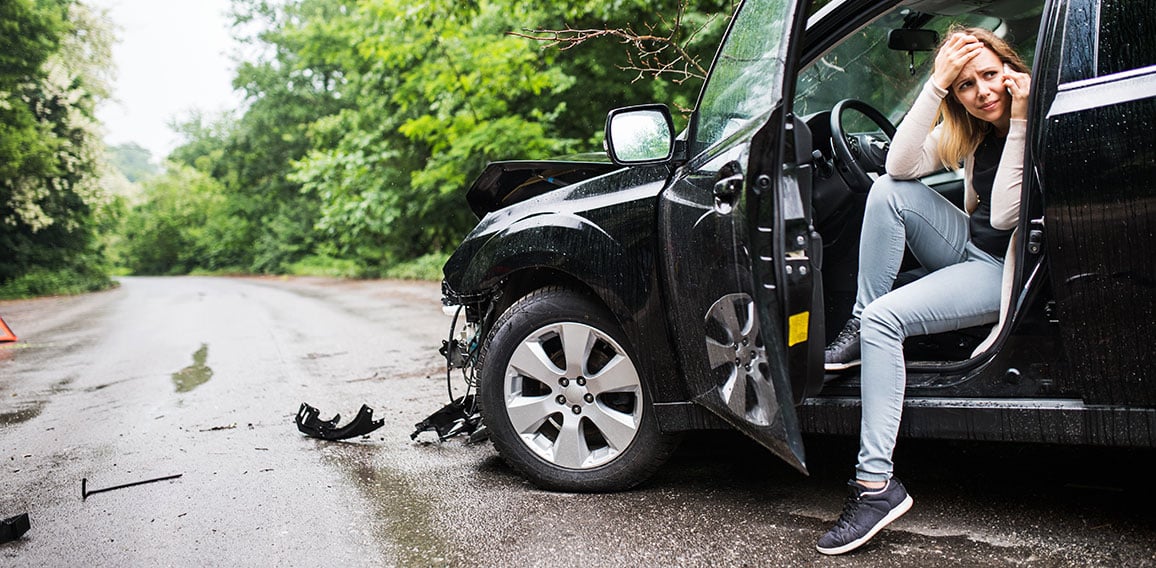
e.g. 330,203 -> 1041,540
1059,0 -> 1155,83
793,11 -> 1000,131
1096,0 -> 1156,76
1059,0 -> 1097,84
691,0 -> 795,158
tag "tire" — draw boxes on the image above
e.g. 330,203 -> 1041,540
477,287 -> 681,492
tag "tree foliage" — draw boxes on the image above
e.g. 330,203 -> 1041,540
118,163 -> 243,275
0,0 -> 116,295
115,0 -> 736,278
107,142 -> 159,183
1,0 -> 736,290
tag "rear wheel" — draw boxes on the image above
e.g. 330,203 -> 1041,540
477,287 -> 680,491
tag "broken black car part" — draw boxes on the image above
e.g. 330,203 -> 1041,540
0,513 -> 30,544
410,395 -> 484,442
296,402 -> 384,440
413,294 -> 489,443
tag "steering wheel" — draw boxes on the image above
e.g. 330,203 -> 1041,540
829,99 -> 897,191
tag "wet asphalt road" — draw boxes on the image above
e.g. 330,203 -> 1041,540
1,276 -> 1154,567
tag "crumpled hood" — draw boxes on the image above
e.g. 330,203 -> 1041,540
465,153 -> 619,218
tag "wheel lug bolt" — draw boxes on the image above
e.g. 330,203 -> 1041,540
584,393 -> 594,404
572,405 -> 582,414
556,395 -> 567,405
576,377 -> 586,386
559,378 -> 570,387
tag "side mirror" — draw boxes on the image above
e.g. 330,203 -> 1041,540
604,105 -> 675,165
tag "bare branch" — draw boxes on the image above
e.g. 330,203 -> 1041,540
508,0 -> 732,84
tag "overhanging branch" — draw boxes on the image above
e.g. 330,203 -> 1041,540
509,2 -> 728,85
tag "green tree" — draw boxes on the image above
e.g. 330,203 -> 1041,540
107,142 -> 159,183
290,0 -> 577,271
124,0 -> 736,279
159,0 -> 356,274
291,0 -> 734,272
117,163 -> 242,275
0,0 -> 117,296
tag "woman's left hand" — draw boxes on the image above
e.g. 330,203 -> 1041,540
1003,65 -> 1032,120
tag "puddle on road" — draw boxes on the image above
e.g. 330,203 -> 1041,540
0,402 -> 44,426
172,343 -> 214,393
321,444 -> 453,565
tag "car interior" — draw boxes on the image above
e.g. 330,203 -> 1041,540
793,0 -> 1046,375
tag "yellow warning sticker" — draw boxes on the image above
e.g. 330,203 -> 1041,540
788,312 -> 810,347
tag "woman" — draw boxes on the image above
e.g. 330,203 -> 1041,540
816,28 -> 1032,555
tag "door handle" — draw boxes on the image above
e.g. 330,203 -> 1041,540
713,173 -> 744,202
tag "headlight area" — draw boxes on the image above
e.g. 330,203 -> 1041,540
439,279 -> 500,364
411,282 -> 501,443
439,302 -> 480,371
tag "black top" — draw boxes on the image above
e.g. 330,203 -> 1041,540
969,132 -> 1014,258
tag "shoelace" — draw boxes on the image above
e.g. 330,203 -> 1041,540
832,493 -> 863,531
829,322 -> 859,349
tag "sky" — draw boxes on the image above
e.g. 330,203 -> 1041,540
92,0 -> 243,161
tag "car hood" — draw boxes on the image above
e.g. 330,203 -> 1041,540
465,153 -> 620,218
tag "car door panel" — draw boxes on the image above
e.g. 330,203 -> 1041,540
658,0 -> 811,473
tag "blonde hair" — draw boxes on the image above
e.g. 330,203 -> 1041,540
933,26 -> 1030,169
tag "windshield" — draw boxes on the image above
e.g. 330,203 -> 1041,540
794,11 -> 1002,130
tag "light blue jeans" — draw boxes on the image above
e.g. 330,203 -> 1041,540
852,175 -> 1004,482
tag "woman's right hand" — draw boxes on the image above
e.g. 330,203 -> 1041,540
932,33 -> 986,91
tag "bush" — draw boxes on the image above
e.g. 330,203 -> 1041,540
0,267 -> 115,299
286,255 -> 365,278
383,252 -> 451,281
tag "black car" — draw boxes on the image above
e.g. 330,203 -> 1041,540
439,0 -> 1156,491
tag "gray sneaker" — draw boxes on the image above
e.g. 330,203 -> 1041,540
817,478 -> 913,555
824,317 -> 861,370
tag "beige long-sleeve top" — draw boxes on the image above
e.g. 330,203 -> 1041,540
884,79 -> 1025,231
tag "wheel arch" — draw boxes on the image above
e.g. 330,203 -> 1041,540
492,268 -> 600,320
456,212 -> 647,343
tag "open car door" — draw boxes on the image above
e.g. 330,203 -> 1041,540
662,0 -> 816,474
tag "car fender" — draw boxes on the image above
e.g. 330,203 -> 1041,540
458,210 -> 642,320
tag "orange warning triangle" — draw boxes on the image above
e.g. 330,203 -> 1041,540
0,315 -> 16,343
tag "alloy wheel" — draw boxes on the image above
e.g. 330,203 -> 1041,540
501,321 -> 643,470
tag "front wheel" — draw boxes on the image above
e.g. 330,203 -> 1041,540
477,287 -> 680,492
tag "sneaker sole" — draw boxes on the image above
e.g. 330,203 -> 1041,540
816,494 -> 913,556
824,359 -> 861,371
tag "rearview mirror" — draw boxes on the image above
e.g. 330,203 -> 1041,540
888,29 -> 939,52
605,105 -> 675,165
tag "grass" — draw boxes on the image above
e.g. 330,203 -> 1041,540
285,255 -> 366,278
285,251 -> 449,281
383,252 -> 450,281
0,267 -> 118,300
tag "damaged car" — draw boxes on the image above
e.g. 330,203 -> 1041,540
439,0 -> 1156,491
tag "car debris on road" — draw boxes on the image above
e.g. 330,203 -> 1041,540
295,402 -> 384,441
411,395 -> 485,443
0,513 -> 30,544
